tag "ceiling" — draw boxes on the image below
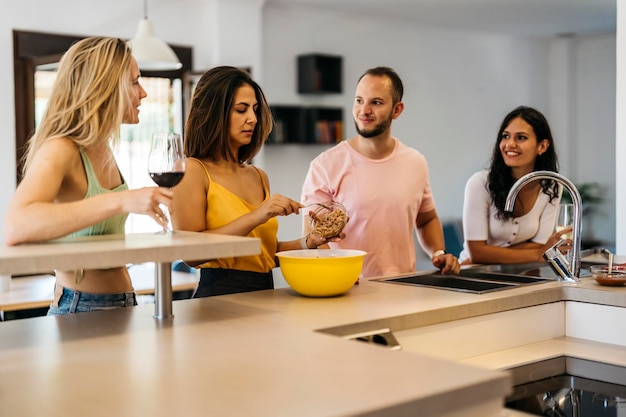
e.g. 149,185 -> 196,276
269,0 -> 616,38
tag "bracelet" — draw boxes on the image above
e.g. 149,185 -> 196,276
432,249 -> 447,258
300,234 -> 310,249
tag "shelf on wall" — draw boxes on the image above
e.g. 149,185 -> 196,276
269,106 -> 343,145
297,54 -> 342,94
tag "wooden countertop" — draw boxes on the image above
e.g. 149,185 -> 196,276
1,264 -> 624,417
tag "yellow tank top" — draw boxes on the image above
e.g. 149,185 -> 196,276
193,159 -> 278,273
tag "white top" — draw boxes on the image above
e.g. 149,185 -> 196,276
459,170 -> 560,263
301,140 -> 436,278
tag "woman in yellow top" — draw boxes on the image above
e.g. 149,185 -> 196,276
172,66 -> 328,297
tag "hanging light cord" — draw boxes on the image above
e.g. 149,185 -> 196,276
143,0 -> 148,19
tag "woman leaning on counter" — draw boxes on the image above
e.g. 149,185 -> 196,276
459,106 -> 569,265
2,37 -> 172,315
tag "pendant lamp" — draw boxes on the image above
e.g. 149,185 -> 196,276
127,0 -> 182,71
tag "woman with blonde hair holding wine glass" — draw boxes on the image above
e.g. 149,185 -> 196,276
3,37 -> 173,314
459,106 -> 571,265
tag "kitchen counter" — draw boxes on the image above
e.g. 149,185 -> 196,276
1,267 -> 625,416
0,231 -> 260,275
0,231 -> 260,319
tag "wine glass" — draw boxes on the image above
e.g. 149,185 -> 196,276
556,203 -> 574,240
556,203 -> 574,262
148,132 -> 186,232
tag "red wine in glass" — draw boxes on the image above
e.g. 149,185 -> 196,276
148,133 -> 186,231
149,172 -> 185,188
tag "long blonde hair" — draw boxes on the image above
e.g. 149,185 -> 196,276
22,36 -> 133,174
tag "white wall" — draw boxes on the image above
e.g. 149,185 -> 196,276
570,35 -> 616,244
617,2 -> 626,254
260,3 -> 617,252
0,0 -> 618,253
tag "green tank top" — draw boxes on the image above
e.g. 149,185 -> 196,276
67,148 -> 129,238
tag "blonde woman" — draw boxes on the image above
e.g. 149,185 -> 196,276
3,37 -> 172,314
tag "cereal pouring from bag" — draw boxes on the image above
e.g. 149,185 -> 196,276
309,202 -> 347,238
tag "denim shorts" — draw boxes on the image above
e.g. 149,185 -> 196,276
47,286 -> 137,316
193,268 -> 274,298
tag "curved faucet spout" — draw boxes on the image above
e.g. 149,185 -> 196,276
504,170 -> 583,279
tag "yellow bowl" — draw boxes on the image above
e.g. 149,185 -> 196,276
276,249 -> 367,297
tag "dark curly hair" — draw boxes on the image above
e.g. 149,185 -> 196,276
488,106 -> 560,219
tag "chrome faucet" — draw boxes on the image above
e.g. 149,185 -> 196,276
504,171 -> 582,282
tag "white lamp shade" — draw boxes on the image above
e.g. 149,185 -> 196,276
127,19 -> 182,71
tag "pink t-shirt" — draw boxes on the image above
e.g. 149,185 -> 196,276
301,139 -> 436,278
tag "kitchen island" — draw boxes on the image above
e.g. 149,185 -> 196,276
1,264 -> 625,416
0,231 -> 260,319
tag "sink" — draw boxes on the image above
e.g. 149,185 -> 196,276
466,261 -> 591,279
465,262 -> 562,279
458,269 -> 550,284
378,260 -> 592,294
378,262 -> 559,294
382,274 -> 522,294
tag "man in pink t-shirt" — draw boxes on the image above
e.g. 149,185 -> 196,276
301,66 -> 460,279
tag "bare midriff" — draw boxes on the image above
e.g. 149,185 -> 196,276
55,267 -> 134,293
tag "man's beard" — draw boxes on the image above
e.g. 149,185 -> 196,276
354,113 -> 393,138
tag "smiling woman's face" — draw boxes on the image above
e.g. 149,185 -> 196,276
499,116 -> 548,177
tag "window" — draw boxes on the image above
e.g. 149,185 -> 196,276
117,77 -> 184,233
